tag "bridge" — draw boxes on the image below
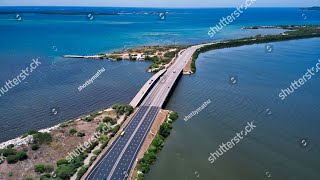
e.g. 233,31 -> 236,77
84,43 -> 211,180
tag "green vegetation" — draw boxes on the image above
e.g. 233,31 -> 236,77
138,111 -> 178,178
25,177 -> 33,180
77,132 -> 86,137
96,124 -> 109,133
40,173 -> 51,180
34,163 -> 54,174
75,165 -> 89,180
54,153 -> 87,180
112,104 -> 134,116
82,116 -> 94,122
169,111 -> 179,121
32,132 -> 52,144
69,128 -> 77,135
112,125 -> 121,135
191,25 -> 320,72
93,149 -> 102,156
28,130 -> 38,135
103,116 -> 116,125
0,148 -> 28,164
31,144 -> 40,150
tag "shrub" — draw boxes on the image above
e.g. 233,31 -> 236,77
159,123 -> 172,138
77,132 -> 85,137
96,124 -> 109,133
6,155 -> 19,164
55,164 -> 77,179
16,151 -> 28,160
25,177 -> 33,180
83,116 -> 94,122
28,130 -> 38,135
112,104 -> 134,116
0,148 -> 16,157
85,141 -> 99,153
169,111 -> 179,121
76,166 -> 89,180
31,144 -> 39,151
112,125 -> 121,134
102,117 -> 113,123
33,132 -> 52,144
34,163 -> 53,174
93,149 -> 102,156
57,159 -> 69,166
40,173 -> 51,180
69,128 -> 77,135
137,173 -> 145,180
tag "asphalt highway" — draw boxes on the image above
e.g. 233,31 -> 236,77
85,45 -> 204,180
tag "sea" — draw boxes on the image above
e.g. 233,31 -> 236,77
0,7 -> 319,180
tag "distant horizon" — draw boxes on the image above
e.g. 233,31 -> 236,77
0,0 -> 318,8
0,5 -> 318,8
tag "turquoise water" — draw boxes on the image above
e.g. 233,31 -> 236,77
0,7 -> 319,179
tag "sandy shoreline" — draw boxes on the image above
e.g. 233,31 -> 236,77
0,124 -> 62,149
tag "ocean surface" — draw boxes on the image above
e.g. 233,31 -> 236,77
0,6 -> 320,179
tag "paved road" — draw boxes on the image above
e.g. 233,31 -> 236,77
85,45 -> 205,180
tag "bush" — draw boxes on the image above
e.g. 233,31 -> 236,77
40,173 -> 51,180
96,124 -> 109,133
111,104 -> 134,116
112,125 -> 121,134
137,173 -> 145,180
85,141 -> 99,153
28,130 -> 38,135
16,151 -> 28,160
57,159 -> 69,166
34,163 -> 53,174
6,155 -> 19,164
93,149 -> 102,156
0,148 -> 16,157
69,128 -> 77,135
159,123 -> 172,138
76,166 -> 89,180
31,144 -> 40,151
77,132 -> 85,137
102,117 -> 113,123
55,164 -> 77,179
25,177 -> 33,180
82,116 -> 94,122
169,111 -> 179,121
33,132 -> 52,144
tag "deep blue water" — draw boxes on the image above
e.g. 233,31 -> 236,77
0,8 -> 319,179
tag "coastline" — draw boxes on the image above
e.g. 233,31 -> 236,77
3,25 -> 320,149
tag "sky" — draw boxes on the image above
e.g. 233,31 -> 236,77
0,0 -> 319,8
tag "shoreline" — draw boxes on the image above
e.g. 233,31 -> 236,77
2,24 -> 320,152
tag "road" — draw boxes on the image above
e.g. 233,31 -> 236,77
85,44 -> 206,180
